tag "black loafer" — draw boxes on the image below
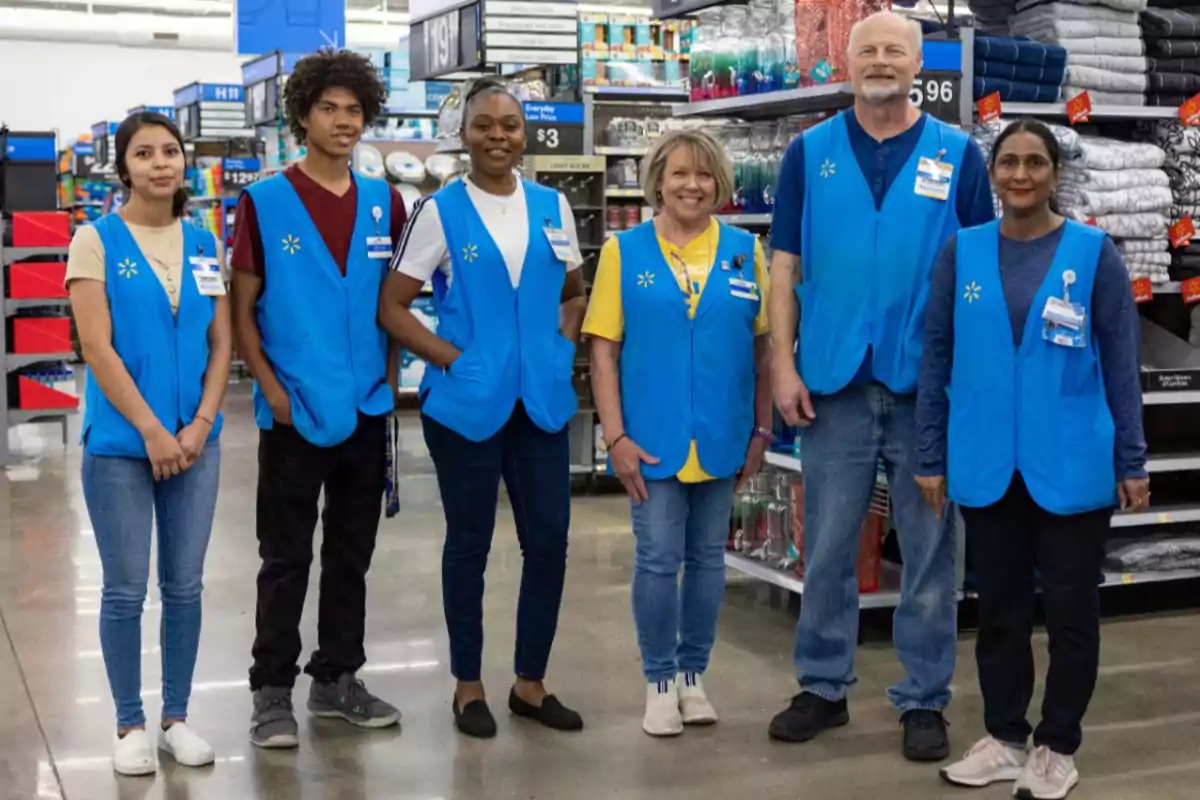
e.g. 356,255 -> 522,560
452,696 -> 497,739
901,709 -> 950,762
509,689 -> 584,731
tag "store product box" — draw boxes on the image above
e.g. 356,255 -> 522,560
1140,316 -> 1200,392
15,375 -> 78,411
635,20 -> 653,58
580,14 -> 610,55
10,212 -> 70,248
0,130 -> 58,213
581,56 -> 606,86
7,262 -> 68,299
10,317 -> 72,355
608,16 -> 639,58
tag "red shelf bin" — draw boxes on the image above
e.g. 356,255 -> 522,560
10,211 -> 70,247
7,261 -> 68,299
16,376 -> 79,410
10,317 -> 72,354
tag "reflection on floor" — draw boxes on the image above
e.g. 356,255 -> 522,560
2,385 -> 1200,799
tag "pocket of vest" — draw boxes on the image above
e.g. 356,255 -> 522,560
439,347 -> 490,403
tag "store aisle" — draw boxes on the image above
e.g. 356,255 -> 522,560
2,385 -> 1200,800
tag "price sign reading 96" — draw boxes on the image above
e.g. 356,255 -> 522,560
910,71 -> 961,124
423,9 -> 460,78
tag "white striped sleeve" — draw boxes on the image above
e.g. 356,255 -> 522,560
389,195 -> 448,283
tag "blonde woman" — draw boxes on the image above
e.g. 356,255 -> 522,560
585,129 -> 772,736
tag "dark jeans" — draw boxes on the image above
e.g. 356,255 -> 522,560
422,403 -> 570,683
961,473 -> 1112,755
249,412 -> 387,690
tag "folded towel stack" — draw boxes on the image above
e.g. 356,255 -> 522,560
968,0 -> 1019,35
973,34 -> 1069,101
1061,136 -> 1171,281
1140,7 -> 1200,106
1135,119 -> 1200,280
1011,0 -> 1150,106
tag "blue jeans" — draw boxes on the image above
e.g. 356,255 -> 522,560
82,444 -> 220,729
794,384 -> 957,711
631,477 -> 735,683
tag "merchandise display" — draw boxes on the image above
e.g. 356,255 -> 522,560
580,13 -> 691,87
1141,8 -> 1200,106
972,33 -> 1068,102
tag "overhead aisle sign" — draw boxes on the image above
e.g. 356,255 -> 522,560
235,0 -> 346,56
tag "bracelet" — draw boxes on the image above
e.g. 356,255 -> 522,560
195,414 -> 214,428
752,426 -> 775,444
608,432 -> 629,449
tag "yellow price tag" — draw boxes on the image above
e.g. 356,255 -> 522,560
1157,512 -> 1171,524
1121,573 -> 1134,585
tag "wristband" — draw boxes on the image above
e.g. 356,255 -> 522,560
195,414 -> 214,428
752,426 -> 775,443
608,432 -> 629,449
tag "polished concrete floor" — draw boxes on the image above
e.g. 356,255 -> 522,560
3,385 -> 1200,800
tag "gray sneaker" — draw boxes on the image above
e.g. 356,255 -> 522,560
250,687 -> 299,749
308,673 -> 400,729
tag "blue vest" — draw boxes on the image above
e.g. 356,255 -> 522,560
419,178 -> 578,442
948,220 -> 1117,515
247,173 -> 392,448
799,113 -> 969,394
82,215 -> 223,457
616,221 -> 758,481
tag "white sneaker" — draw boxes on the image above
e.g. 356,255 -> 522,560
1014,746 -> 1079,799
939,736 -> 1027,787
678,672 -> 718,725
112,729 -> 156,776
159,722 -> 216,767
643,678 -> 683,737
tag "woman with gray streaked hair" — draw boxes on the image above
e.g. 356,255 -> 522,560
583,128 -> 774,736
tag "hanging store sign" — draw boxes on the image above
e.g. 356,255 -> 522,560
234,0 -> 345,56
911,40 -> 963,125
523,102 -> 585,155
651,0 -> 729,19
127,106 -> 176,120
173,83 -> 254,141
241,51 -> 305,127
409,0 -> 483,81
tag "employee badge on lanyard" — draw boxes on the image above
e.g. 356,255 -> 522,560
1041,269 -> 1087,348
914,148 -> 953,202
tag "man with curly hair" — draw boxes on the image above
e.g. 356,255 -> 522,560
230,48 -> 407,749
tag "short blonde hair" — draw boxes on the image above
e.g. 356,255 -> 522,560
639,129 -> 734,212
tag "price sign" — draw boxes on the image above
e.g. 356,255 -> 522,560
222,158 -> 260,192
1181,92 -> 1200,126
1067,91 -> 1092,124
1132,277 -> 1154,304
409,4 -> 480,81
977,91 -> 1002,124
1170,216 -> 1196,248
1086,217 -> 1098,227
910,71 -> 960,124
1183,276 -> 1200,305
524,102 -> 585,156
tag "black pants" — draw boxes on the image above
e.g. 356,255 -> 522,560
421,403 -> 570,683
249,412 -> 387,690
961,473 -> 1112,755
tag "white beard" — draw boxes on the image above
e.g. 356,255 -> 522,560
859,82 -> 906,104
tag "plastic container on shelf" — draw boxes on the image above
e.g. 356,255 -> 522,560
753,0 -> 785,94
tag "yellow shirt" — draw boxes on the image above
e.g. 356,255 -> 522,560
582,218 -> 770,482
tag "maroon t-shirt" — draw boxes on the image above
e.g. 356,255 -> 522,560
230,165 -> 408,279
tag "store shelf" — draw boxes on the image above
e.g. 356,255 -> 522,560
673,83 -> 854,120
2,247 -> 69,266
1154,282 -> 1181,294
999,102 -> 1180,120
1102,568 -> 1200,587
605,187 -> 644,198
716,213 -> 772,226
1111,503 -> 1200,528
594,146 -> 648,156
585,85 -> 689,100
1143,391 -> 1200,405
8,408 -> 77,425
5,353 -> 74,372
5,299 -> 70,316
1146,452 -> 1200,473
725,552 -> 902,609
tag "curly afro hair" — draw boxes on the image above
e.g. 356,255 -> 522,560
283,48 -> 387,143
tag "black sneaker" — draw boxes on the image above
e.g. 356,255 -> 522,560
768,692 -> 849,742
901,709 -> 950,762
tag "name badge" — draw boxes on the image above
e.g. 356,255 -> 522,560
366,235 -> 393,260
1042,297 -> 1087,348
729,277 -> 759,301
188,256 -> 225,296
914,157 -> 953,201
543,226 -> 575,263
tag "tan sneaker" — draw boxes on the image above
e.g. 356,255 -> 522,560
939,736 -> 1026,787
678,673 -> 718,725
643,678 -> 683,737
1014,745 -> 1080,799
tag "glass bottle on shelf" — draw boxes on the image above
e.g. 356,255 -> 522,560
765,472 -> 793,566
724,124 -> 751,214
780,0 -> 801,91
713,7 -> 743,99
755,0 -> 785,94
689,9 -> 721,102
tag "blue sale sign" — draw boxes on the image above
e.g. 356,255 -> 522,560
235,0 -> 346,56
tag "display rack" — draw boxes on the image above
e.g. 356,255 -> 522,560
1,237 -> 76,467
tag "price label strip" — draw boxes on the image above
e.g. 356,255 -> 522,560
977,91 -> 1002,124
1132,276 -> 1154,304
1170,216 -> 1196,248
1183,276 -> 1200,306
1067,91 -> 1091,124
1182,92 -> 1200,126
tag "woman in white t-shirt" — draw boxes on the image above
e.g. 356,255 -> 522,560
379,78 -> 586,739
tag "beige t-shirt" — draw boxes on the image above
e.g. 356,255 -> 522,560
65,219 -> 226,313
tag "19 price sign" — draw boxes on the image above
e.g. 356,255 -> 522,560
423,9 -> 460,78
910,71 -> 961,124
